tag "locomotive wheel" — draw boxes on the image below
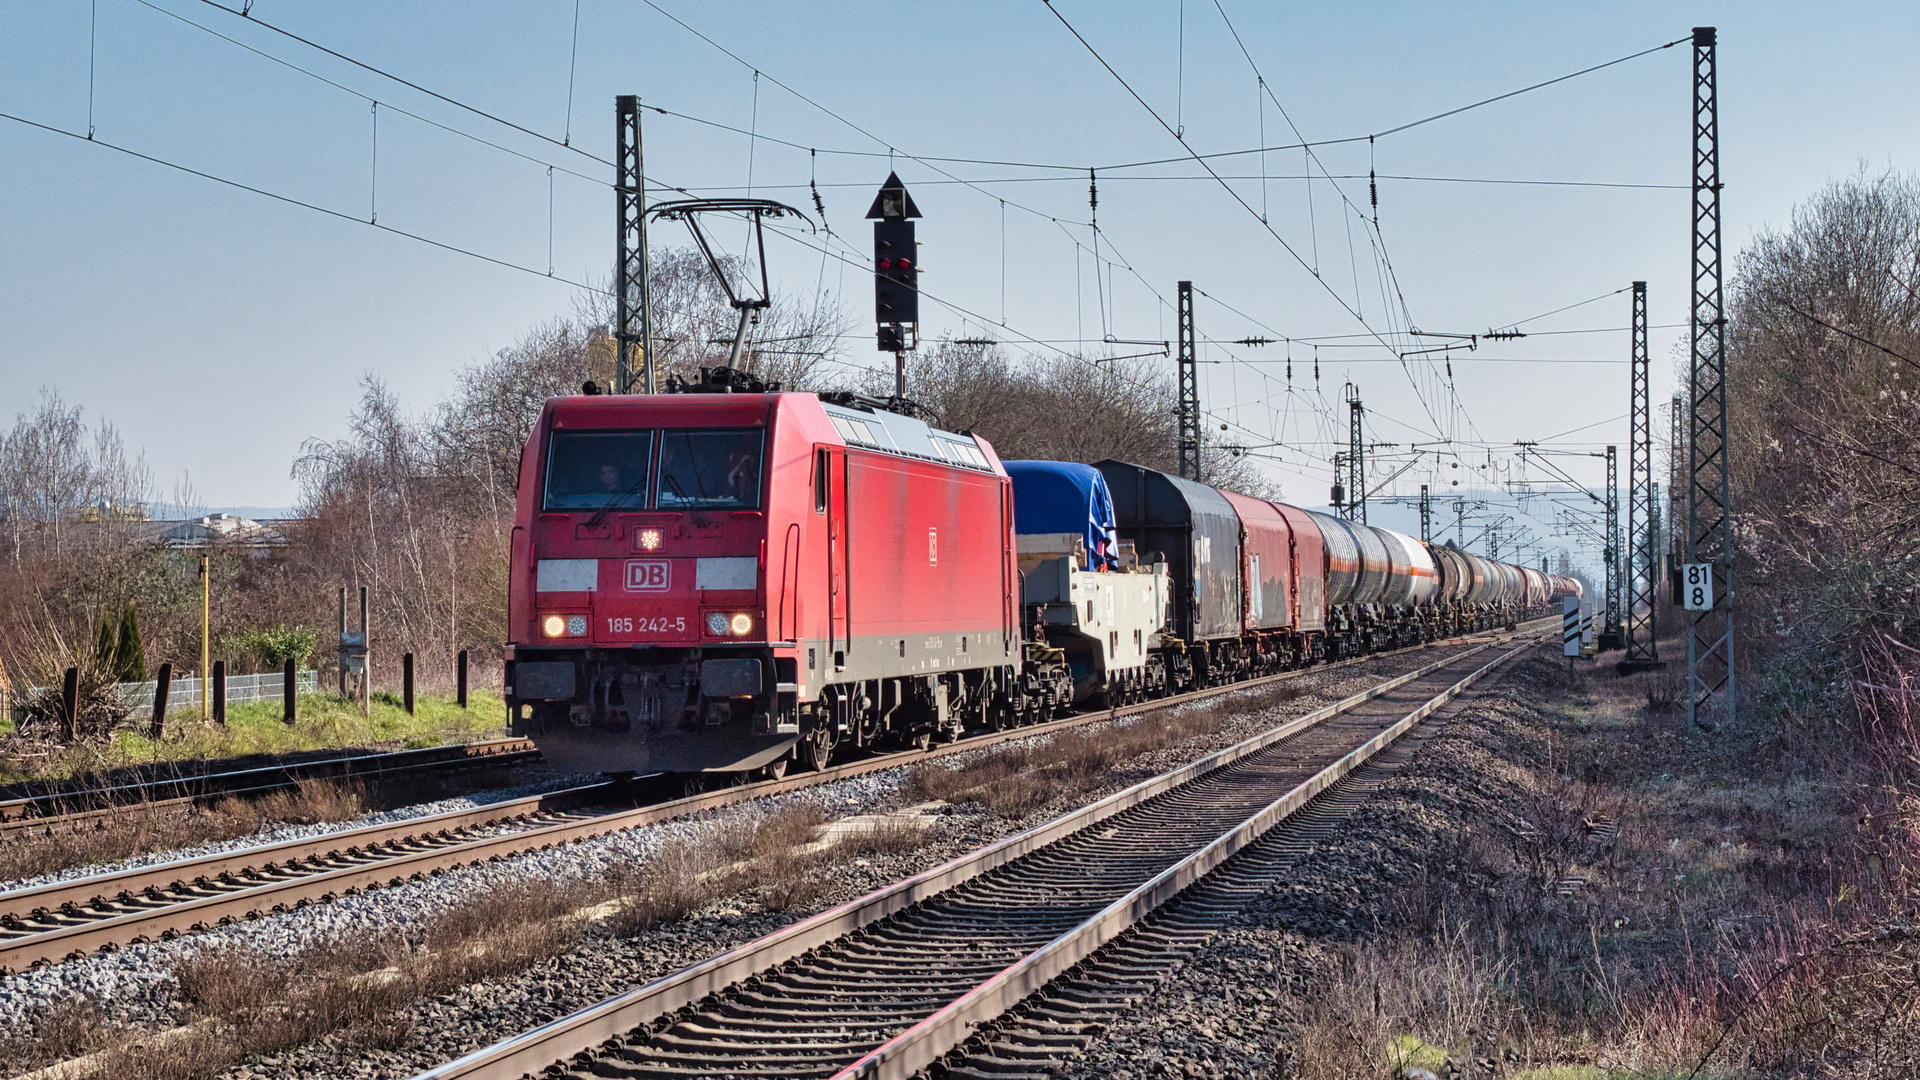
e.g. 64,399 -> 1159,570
798,730 -> 833,771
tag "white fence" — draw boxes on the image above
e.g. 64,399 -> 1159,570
7,669 -> 320,722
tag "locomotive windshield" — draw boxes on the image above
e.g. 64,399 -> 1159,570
543,431 -> 654,511
657,429 -> 763,510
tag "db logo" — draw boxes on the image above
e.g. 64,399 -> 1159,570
624,560 -> 670,592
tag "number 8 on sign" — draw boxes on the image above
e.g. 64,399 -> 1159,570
1682,562 -> 1714,611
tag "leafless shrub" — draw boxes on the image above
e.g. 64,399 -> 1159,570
608,802 -> 835,932
0,994 -> 112,1072
86,878 -> 606,1079
833,815 -> 929,857
890,338 -> 1275,497
902,686 -> 1301,818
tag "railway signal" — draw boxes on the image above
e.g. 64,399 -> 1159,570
869,172 -> 922,396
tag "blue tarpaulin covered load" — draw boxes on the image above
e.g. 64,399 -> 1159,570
1004,460 -> 1117,570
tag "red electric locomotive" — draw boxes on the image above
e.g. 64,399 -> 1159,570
505,370 -> 1019,779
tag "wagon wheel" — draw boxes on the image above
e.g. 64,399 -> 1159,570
762,756 -> 790,781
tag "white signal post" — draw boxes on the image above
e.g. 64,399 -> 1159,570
1562,595 -> 1581,662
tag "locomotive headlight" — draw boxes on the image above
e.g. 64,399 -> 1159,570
638,528 -> 662,551
706,612 -> 730,636
566,615 -> 588,636
730,613 -> 753,635
542,614 -> 567,638
541,614 -> 587,637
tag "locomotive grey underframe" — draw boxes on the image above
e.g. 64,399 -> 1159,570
509,628 -> 1017,773
509,645 -> 793,774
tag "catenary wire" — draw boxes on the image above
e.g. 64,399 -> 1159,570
0,109 -> 601,291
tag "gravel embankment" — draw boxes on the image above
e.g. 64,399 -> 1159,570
0,647 -> 1459,1078
239,653 -> 1441,1080
1056,652 -> 1564,1079
0,770 -> 603,896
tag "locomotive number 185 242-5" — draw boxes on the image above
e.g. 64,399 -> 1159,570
606,616 -> 687,635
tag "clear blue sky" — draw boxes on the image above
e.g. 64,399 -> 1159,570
2,1 -> 1913,567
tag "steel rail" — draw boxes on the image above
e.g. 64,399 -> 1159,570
833,640 -> 1534,1080
0,630 -> 1451,921
0,621 -> 1548,974
407,634 -> 1537,1080
0,738 -> 542,835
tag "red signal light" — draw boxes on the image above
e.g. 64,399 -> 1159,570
879,258 -> 892,269
898,259 -> 911,270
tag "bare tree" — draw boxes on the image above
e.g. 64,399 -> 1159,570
572,246 -> 854,392
1725,166 -> 1920,738
885,338 -> 1277,497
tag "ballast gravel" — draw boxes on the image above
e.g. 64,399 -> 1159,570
1055,652 -> 1565,1080
0,645 -> 1471,1078
0,770 -> 605,896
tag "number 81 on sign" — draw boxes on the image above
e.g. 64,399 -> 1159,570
1681,563 -> 1715,611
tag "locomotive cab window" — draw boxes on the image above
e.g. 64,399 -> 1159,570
544,431 -> 654,511
814,448 -> 830,513
657,429 -> 764,510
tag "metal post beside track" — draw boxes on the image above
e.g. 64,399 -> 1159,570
1687,26 -> 1734,728
1176,281 -> 1200,481
150,661 -> 171,739
60,667 -> 78,743
1620,280 -> 1664,673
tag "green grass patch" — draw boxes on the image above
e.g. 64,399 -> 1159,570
1,691 -> 508,783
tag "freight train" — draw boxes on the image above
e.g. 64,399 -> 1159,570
503,370 -> 1578,779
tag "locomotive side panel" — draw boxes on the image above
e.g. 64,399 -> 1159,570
839,446 -> 1015,680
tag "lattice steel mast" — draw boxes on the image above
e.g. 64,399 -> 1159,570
1687,26 -> 1734,726
1345,384 -> 1366,524
1604,444 -> 1620,644
1621,280 -> 1662,671
614,96 -> 654,394
1176,281 -> 1201,480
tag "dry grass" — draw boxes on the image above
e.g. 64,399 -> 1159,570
19,876 -> 608,1080
903,683 -> 1304,818
0,994 -> 113,1073
0,779 -> 365,882
608,802 -> 864,930
1282,648 -> 1920,1079
6,795 -> 932,1077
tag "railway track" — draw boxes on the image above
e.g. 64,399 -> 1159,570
410,630 -> 1542,1080
0,623 -> 1543,974
0,737 -> 544,837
